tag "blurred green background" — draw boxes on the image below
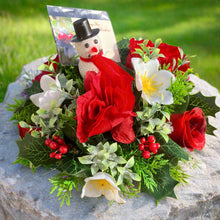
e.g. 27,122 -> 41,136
0,0 -> 219,102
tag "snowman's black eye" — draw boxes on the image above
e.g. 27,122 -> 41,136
94,39 -> 98,44
85,43 -> 89,48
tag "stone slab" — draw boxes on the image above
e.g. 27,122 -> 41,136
0,59 -> 220,220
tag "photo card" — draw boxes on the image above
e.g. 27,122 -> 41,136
47,5 -> 120,66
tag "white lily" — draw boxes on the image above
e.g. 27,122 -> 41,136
30,75 -> 62,111
81,172 -> 125,204
132,58 -> 175,105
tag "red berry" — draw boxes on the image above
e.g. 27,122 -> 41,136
147,135 -> 155,143
140,137 -> 146,144
45,139 -> 52,146
143,151 -> 151,159
49,152 -> 56,158
55,153 -> 62,160
49,141 -> 58,150
155,143 -> 160,149
149,143 -> 157,151
138,143 -> 145,151
59,146 -> 68,154
57,138 -> 65,145
53,135 -> 59,141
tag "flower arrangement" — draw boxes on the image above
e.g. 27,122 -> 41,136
8,36 -> 219,207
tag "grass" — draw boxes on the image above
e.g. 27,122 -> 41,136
0,0 -> 220,102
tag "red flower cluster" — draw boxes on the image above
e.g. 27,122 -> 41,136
169,107 -> 206,151
126,38 -> 190,73
76,66 -> 136,144
34,54 -> 59,82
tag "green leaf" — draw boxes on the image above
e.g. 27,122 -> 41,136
117,38 -> 130,65
129,172 -> 141,182
145,164 -> 178,202
115,156 -> 127,164
206,119 -> 217,136
109,143 -> 117,153
58,74 -> 68,88
117,174 -> 123,186
161,138 -> 189,161
16,133 -> 56,167
188,92 -> 220,117
66,79 -> 73,93
24,80 -> 42,97
36,109 -> 47,115
91,164 -> 99,175
154,38 -> 162,48
78,155 -> 94,164
19,121 -> 30,128
125,156 -> 134,169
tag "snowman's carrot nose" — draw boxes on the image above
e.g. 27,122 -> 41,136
91,47 -> 98,53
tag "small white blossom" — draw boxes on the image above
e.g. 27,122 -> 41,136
132,58 -> 175,105
30,75 -> 62,111
81,172 -> 125,204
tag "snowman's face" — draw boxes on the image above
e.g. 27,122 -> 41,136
75,35 -> 102,58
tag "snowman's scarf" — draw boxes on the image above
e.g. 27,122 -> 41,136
80,51 -> 134,83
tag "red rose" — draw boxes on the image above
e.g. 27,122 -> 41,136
34,54 -> 59,82
76,68 -> 136,144
126,38 -> 190,73
169,107 -> 206,151
158,43 -> 190,72
17,124 -> 41,139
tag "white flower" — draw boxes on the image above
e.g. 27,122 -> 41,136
81,172 -> 125,204
30,75 -> 62,111
132,58 -> 175,105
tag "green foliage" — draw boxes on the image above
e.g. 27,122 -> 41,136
117,38 -> 130,65
56,154 -> 90,176
7,99 -> 38,124
145,164 -> 178,201
49,173 -> 83,207
116,156 -> 141,186
24,80 -> 43,97
78,142 -> 127,176
167,70 -> 194,113
160,138 -> 189,161
58,58 -> 85,95
13,157 -> 37,173
136,103 -> 172,142
133,38 -> 165,63
206,119 -> 217,136
188,92 -> 220,117
16,133 -> 56,167
170,163 -> 190,184
134,154 -> 169,192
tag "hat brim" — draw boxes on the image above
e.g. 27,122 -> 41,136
71,28 -> 100,42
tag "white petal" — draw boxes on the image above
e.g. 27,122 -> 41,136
135,73 -> 143,91
143,59 -> 159,77
40,75 -> 56,91
30,93 -> 44,107
55,74 -> 61,89
161,90 -> 174,105
81,182 -> 102,198
38,91 -> 61,110
154,70 -> 175,90
131,58 -> 142,74
104,189 -> 126,204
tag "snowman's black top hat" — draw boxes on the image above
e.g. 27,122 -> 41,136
71,18 -> 100,42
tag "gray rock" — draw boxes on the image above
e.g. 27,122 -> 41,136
0,59 -> 220,220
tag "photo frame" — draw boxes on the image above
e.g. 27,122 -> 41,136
47,5 -> 120,66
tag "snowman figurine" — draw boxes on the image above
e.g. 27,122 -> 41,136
72,18 -> 103,78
